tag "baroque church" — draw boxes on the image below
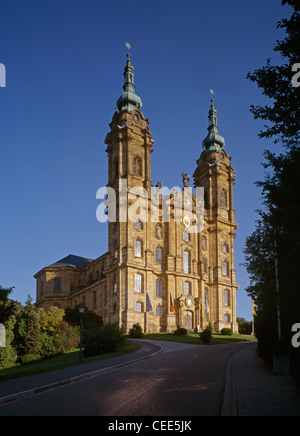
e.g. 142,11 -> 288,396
35,48 -> 239,333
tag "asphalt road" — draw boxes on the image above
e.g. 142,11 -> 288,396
0,341 -> 246,416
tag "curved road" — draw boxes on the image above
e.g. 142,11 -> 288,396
0,340 -> 249,416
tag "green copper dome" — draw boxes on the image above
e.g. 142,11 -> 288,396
116,47 -> 143,112
202,97 -> 225,152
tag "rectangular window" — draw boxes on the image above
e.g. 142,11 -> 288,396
155,247 -> 162,263
183,231 -> 189,242
222,261 -> 229,276
133,157 -> 142,176
224,290 -> 229,307
156,279 -> 163,298
156,306 -> 163,316
183,251 -> 190,274
113,275 -> 118,294
184,282 -> 190,296
135,274 -> 142,293
54,278 -> 61,292
221,189 -> 228,207
135,302 -> 142,313
135,240 -> 142,257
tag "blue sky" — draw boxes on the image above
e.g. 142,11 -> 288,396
0,0 -> 292,320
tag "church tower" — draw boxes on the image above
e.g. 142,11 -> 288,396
193,93 -> 238,332
35,49 -> 238,334
104,46 -> 154,332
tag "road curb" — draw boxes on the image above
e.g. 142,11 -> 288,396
0,341 -> 163,406
219,351 -> 239,416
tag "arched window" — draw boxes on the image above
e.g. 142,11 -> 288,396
54,278 -> 61,292
135,239 -> 142,257
156,279 -> 163,298
155,247 -> 162,263
202,257 -> 208,275
224,313 -> 230,324
220,189 -> 228,207
183,250 -> 191,274
184,281 -> 191,296
224,289 -> 229,307
133,156 -> 142,176
222,260 -> 229,276
156,305 -> 163,316
113,275 -> 118,294
183,230 -> 189,242
134,273 -> 142,293
222,243 -> 229,254
134,219 -> 142,231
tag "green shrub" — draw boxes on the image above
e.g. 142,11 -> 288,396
0,316 -> 17,369
54,322 -> 80,354
38,331 -> 56,358
174,327 -> 188,336
200,323 -> 213,344
220,328 -> 233,336
19,353 -> 41,364
129,323 -> 144,338
83,323 -> 125,358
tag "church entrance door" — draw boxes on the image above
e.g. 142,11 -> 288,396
183,310 -> 193,331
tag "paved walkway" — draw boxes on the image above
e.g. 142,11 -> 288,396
1,339 -> 299,416
221,342 -> 300,416
0,340 -> 162,402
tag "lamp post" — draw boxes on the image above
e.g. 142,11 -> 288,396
79,304 -> 84,363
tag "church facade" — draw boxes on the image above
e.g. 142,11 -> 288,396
35,49 -> 239,333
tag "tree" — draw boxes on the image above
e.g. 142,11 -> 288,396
14,295 -> 40,358
0,286 -> 17,368
0,286 -> 15,323
245,0 -> 300,376
237,318 -> 252,335
38,306 -> 65,333
37,306 -> 79,357
64,305 -> 103,330
247,1 -> 300,149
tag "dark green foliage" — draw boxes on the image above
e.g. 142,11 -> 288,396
129,323 -> 144,338
245,2 -> 300,377
0,289 -> 80,368
200,324 -> 213,344
174,327 -> 188,336
14,296 -> 40,359
0,286 -> 16,324
83,323 -> 125,358
64,305 -> 103,330
247,5 -> 300,149
237,318 -> 252,335
220,328 -> 233,336
37,321 -> 79,358
0,315 -> 17,368
19,353 -> 41,365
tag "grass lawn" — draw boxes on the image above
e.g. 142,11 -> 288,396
0,340 -> 139,382
141,332 -> 257,345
